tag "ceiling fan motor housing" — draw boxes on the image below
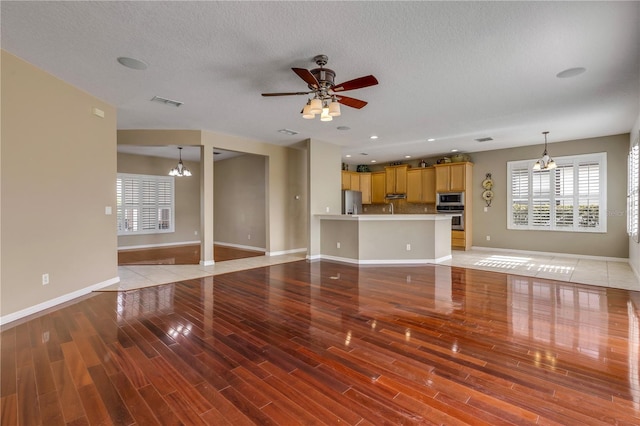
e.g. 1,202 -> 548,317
310,68 -> 335,91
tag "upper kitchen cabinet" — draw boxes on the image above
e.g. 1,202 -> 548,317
434,162 -> 472,193
385,164 -> 409,194
342,170 -> 372,204
407,167 -> 436,203
371,171 -> 386,204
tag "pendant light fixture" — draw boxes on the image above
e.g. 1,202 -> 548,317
169,147 -> 192,177
533,131 -> 556,171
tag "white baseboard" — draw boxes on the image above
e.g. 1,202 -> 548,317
0,276 -> 120,326
267,248 -> 307,256
470,246 -> 628,263
118,241 -> 200,250
214,241 -> 266,252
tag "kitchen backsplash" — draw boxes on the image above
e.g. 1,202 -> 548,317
363,199 -> 437,215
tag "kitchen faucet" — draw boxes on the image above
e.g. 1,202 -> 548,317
388,201 -> 394,214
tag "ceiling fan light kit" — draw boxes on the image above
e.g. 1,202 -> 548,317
262,54 -> 378,121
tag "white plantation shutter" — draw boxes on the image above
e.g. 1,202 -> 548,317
117,173 -> 175,235
628,140 -> 639,241
508,153 -> 606,232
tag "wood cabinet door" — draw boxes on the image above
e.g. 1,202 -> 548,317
422,167 -> 436,203
341,171 -> 351,190
395,165 -> 408,194
385,168 -> 396,193
435,166 -> 450,192
350,173 -> 360,191
406,169 -> 422,203
371,172 -> 386,204
449,163 -> 466,191
359,173 -> 371,204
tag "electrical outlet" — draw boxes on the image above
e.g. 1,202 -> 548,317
382,207 -> 386,212
406,243 -> 411,251
248,234 -> 251,240
326,206 -> 330,213
424,207 -> 428,212
364,207 -> 367,212
337,242 -> 341,249
194,230 -> 198,235
42,273 -> 49,285
486,235 -> 491,241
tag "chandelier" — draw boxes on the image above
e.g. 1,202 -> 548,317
169,147 -> 192,177
533,131 -> 556,170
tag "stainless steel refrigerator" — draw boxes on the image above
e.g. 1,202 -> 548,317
342,190 -> 362,215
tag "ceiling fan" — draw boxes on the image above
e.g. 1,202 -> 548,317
261,54 -> 378,120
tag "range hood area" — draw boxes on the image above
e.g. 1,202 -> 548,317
385,193 -> 406,200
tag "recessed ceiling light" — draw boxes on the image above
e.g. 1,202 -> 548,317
345,154 -> 352,158
117,56 -> 148,70
427,138 -> 435,142
405,155 -> 411,158
371,160 -> 377,163
370,135 -> 378,140
556,67 -> 586,79
337,126 -> 350,131
451,149 -> 459,153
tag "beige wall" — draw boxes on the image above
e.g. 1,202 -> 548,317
307,139 -> 342,257
1,51 -> 117,318
118,129 -> 308,255
471,134 -> 629,258
214,154 -> 266,249
117,153 -> 200,248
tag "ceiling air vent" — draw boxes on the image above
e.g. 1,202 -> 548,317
278,129 -> 299,136
151,96 -> 183,107
475,137 -> 494,142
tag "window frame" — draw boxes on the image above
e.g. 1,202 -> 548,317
117,173 -> 175,236
507,152 -> 607,233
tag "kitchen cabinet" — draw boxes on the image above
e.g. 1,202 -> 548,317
385,164 -> 409,194
371,171 -> 386,204
434,162 -> 470,193
341,170 -> 371,204
359,173 -> 371,204
407,167 -> 435,203
451,230 -> 466,249
341,170 -> 351,190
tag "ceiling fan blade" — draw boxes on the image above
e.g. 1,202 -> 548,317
292,68 -> 320,89
262,91 -> 312,97
336,95 -> 368,109
332,75 -> 378,92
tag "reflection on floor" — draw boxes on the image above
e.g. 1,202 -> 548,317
118,244 -> 264,265
110,248 -> 639,292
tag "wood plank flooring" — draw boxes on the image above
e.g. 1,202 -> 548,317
2,260 -> 640,425
118,244 -> 264,265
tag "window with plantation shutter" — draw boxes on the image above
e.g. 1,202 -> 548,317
628,137 -> 639,242
117,173 -> 175,235
507,153 -> 606,233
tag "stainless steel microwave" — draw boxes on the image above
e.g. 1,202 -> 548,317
436,192 -> 464,206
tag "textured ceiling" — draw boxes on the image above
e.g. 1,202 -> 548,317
2,1 -> 639,164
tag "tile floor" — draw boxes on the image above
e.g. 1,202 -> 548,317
107,249 -> 640,292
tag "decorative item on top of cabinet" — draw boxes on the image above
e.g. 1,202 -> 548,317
481,173 -> 494,207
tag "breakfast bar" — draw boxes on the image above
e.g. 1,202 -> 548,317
317,214 -> 452,264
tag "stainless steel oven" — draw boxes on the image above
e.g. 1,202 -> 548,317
436,192 -> 464,230
450,213 -> 464,231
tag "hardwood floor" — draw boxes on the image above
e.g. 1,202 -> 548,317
118,244 -> 264,265
2,260 -> 640,424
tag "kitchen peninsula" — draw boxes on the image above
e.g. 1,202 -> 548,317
318,214 -> 452,264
